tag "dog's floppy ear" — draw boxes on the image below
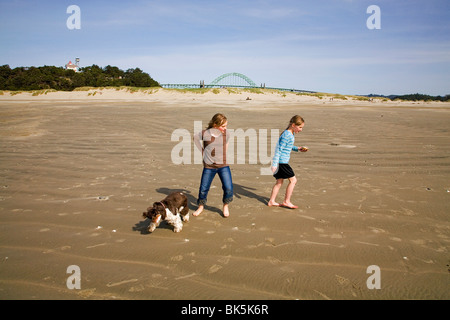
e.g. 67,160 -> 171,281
142,207 -> 155,219
153,202 -> 166,214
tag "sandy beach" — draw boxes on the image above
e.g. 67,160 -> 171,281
0,88 -> 449,300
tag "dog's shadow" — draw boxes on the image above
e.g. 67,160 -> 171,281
132,218 -> 151,235
132,219 -> 174,235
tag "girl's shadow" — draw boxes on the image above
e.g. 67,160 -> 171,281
233,183 -> 269,205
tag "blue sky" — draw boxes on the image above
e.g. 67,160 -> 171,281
1,0 -> 449,95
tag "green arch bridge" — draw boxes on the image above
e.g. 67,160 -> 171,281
161,72 -> 314,93
209,72 -> 257,87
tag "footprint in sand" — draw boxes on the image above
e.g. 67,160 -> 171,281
268,256 -> 281,265
128,284 -> 145,292
335,274 -> 350,286
77,288 -> 97,298
170,255 -> 183,262
208,264 -> 222,274
218,255 -> 231,264
369,227 -> 386,234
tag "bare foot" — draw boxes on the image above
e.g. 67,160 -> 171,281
193,205 -> 204,217
281,202 -> 298,209
267,201 -> 281,207
223,204 -> 230,217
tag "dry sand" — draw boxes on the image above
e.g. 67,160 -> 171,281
0,88 -> 449,300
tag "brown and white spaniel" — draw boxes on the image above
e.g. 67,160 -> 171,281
142,192 -> 189,233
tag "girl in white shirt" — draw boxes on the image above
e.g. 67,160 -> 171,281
193,113 -> 233,217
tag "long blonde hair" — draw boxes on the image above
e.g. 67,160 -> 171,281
286,115 -> 305,130
207,113 -> 227,129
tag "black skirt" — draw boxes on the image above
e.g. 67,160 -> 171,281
273,163 -> 295,180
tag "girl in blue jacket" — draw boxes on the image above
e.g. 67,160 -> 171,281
268,115 -> 308,209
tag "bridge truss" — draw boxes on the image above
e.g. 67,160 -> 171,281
161,72 -> 315,93
209,72 -> 257,87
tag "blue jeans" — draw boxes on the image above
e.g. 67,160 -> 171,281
197,166 -> 233,206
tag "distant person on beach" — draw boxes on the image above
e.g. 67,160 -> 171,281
193,113 -> 233,218
268,115 -> 308,209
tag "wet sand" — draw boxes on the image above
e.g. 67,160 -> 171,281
0,89 -> 449,300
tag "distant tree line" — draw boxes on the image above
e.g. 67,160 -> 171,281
392,93 -> 450,102
367,93 -> 450,102
0,64 -> 160,91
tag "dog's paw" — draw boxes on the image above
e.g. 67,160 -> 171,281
182,214 -> 190,222
149,223 -> 157,233
173,226 -> 182,233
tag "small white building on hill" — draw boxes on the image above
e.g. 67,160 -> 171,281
65,60 -> 79,72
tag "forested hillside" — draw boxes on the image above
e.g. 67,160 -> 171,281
0,64 -> 160,91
